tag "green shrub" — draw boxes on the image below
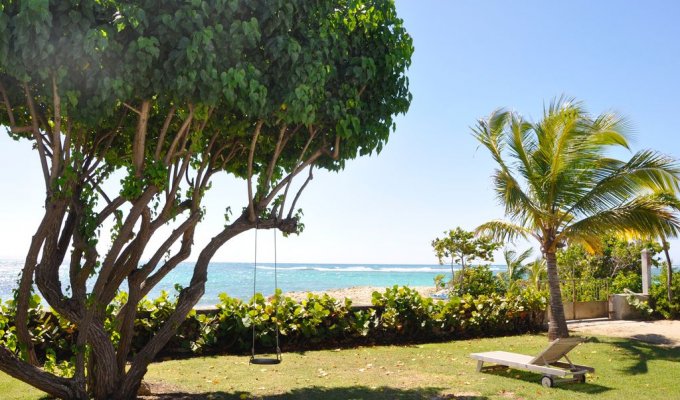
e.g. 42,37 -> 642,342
0,292 -> 76,375
0,286 -> 548,365
373,285 -> 547,341
371,286 -> 436,340
612,271 -> 642,294
649,267 -> 680,319
452,265 -> 505,297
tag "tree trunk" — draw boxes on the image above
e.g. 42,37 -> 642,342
458,257 -> 466,295
449,260 -> 455,289
545,251 -> 569,340
661,237 -> 673,303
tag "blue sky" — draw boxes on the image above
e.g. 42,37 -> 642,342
1,1 -> 679,265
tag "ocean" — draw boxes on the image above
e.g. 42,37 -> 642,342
2,260 -> 675,308
0,260 -> 502,308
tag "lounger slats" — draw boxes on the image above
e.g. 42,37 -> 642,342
469,336 -> 594,386
529,337 -> 585,364
470,351 -> 572,377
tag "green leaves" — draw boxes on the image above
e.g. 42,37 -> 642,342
431,227 -> 500,268
474,98 -> 680,252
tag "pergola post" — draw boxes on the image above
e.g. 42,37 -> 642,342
641,249 -> 651,295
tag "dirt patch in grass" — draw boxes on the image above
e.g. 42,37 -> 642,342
568,319 -> 680,347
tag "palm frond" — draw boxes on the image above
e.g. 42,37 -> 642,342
475,220 -> 536,243
587,112 -> 631,149
560,193 -> 680,247
471,109 -> 511,166
503,247 -> 534,281
565,150 -> 680,221
493,168 -> 543,224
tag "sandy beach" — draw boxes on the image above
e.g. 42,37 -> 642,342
283,285 -> 439,306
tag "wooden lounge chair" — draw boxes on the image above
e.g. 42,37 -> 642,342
470,337 -> 594,387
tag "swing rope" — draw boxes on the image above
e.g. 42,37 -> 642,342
250,222 -> 282,365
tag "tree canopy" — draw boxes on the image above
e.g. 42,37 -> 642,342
0,1 -> 412,398
431,227 -> 499,292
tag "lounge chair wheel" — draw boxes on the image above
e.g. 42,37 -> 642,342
576,373 -> 586,383
541,375 -> 554,388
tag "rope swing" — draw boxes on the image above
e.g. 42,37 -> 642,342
250,223 -> 282,365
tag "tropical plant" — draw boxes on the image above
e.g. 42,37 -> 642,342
474,97 -> 680,340
660,230 -> 678,302
526,258 -> 548,291
650,265 -> 680,319
0,1 -> 413,398
611,270 -> 642,294
500,247 -> 533,283
431,227 -> 499,290
453,265 -> 505,297
647,185 -> 680,302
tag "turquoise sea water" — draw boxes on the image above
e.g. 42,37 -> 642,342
2,260 -> 676,308
0,260 -> 499,307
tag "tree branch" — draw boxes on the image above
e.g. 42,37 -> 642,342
164,105 -> 194,166
0,81 -> 17,128
133,101 -> 151,176
247,120 -> 264,222
50,76 -> 63,186
155,106 -> 176,160
259,148 -> 324,209
0,347 -> 79,399
23,83 -> 51,189
287,165 -> 314,219
279,126 -> 317,216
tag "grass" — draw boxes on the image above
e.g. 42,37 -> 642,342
1,334 -> 679,399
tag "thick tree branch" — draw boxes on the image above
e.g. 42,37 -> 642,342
0,347 -> 81,399
133,101 -> 151,176
15,211 -> 52,366
92,188 -> 159,301
247,120 -> 264,221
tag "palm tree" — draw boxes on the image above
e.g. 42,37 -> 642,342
527,258 -> 547,291
473,97 -> 680,340
501,247 -> 533,282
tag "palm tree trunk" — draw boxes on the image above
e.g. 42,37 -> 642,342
661,237 -> 673,302
545,251 -> 569,340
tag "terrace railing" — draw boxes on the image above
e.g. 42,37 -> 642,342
539,278 -> 610,303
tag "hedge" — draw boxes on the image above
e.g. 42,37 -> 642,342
0,286 -> 547,370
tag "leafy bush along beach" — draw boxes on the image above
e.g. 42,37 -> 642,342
0,286 -> 546,364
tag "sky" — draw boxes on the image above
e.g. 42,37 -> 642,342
1,1 -> 679,265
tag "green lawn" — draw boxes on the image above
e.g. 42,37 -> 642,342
1,334 -> 679,399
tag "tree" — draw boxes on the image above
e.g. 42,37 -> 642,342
655,194 -> 680,303
526,258 -> 547,291
500,247 -> 533,283
474,97 -> 680,340
431,227 -> 499,291
661,236 -> 675,302
0,1 -> 413,398
556,237 -> 662,281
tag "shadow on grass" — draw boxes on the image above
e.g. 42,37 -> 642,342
144,386 -> 488,400
593,336 -> 680,375
480,367 -> 611,394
